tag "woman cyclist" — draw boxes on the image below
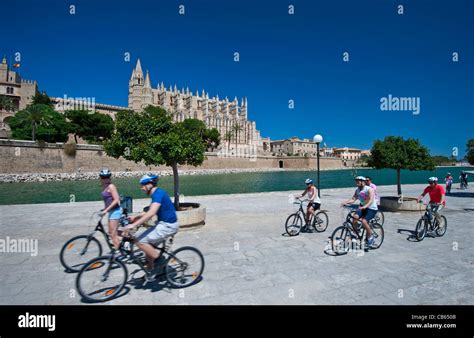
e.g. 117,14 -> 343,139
99,169 -> 122,251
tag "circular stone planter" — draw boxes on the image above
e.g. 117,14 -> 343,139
176,202 -> 206,229
380,196 -> 421,212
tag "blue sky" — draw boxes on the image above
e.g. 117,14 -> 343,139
1,0 -> 473,157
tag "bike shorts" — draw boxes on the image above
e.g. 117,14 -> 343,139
137,221 -> 179,245
307,202 -> 321,211
355,208 -> 377,221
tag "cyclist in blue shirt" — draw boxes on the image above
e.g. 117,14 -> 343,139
124,174 -> 179,273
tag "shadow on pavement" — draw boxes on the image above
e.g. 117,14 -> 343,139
446,192 -> 474,198
80,286 -> 131,304
397,228 -> 418,242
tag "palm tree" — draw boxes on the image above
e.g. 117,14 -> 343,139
224,131 -> 233,152
232,123 -> 243,154
0,95 -> 15,112
18,104 -> 52,141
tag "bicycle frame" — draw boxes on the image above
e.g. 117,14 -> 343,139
345,211 -> 375,241
85,220 -> 114,253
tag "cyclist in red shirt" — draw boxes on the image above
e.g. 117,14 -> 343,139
417,177 -> 445,221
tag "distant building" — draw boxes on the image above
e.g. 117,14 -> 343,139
333,147 -> 363,160
0,56 -> 39,138
271,137 -> 317,156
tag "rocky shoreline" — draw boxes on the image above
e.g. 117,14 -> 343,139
0,167 -> 356,184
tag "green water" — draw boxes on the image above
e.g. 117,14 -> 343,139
0,167 -> 470,205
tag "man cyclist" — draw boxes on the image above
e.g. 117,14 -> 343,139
460,171 -> 468,189
123,174 -> 179,277
417,177 -> 445,222
296,178 -> 321,225
445,173 -> 453,194
341,176 -> 378,247
365,176 -> 380,206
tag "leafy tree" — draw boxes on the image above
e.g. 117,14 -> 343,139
65,110 -> 114,143
0,95 -> 15,112
9,104 -> 53,141
467,139 -> 474,165
31,91 -> 53,106
205,127 -> 220,151
180,119 -> 220,151
431,155 -> 451,166
104,105 -> 210,208
9,104 -> 68,142
367,136 -> 434,196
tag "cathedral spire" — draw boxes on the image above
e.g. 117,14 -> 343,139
144,70 -> 151,88
135,58 -> 143,75
2,55 -> 6,64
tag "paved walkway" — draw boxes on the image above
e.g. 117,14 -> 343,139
0,184 -> 472,304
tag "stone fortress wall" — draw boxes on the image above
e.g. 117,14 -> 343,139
0,139 -> 353,175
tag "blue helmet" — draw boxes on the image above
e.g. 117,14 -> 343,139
305,178 -> 313,184
139,174 -> 159,185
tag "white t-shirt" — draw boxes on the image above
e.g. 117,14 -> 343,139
355,186 -> 378,210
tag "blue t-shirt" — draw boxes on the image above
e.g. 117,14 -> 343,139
151,188 -> 177,223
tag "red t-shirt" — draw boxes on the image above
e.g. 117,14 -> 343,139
423,184 -> 446,205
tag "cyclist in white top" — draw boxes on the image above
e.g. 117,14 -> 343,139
297,178 -> 321,225
341,176 -> 378,246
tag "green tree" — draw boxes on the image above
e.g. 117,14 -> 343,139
31,91 -> 53,106
104,105 -> 209,208
466,139 -> 474,165
205,128 -> 220,151
9,105 -> 68,142
0,95 -> 15,112
367,136 -> 434,196
180,119 -> 220,151
232,123 -> 243,153
65,110 -> 114,143
431,155 -> 450,166
11,104 -> 53,141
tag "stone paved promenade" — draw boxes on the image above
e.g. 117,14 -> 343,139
0,184 -> 472,305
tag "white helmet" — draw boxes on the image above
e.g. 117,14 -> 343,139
355,176 -> 366,181
428,177 -> 438,183
99,169 -> 112,178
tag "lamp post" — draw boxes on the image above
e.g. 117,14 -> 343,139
313,134 -> 323,198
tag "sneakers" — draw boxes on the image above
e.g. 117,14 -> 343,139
367,235 -> 376,247
110,251 -> 126,261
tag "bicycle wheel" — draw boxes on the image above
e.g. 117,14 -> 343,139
313,211 -> 329,232
60,235 -> 103,272
166,246 -> 205,288
435,215 -> 447,237
285,213 -> 303,236
76,256 -> 128,302
375,210 -> 385,226
415,219 -> 427,241
330,225 -> 352,255
369,223 -> 384,249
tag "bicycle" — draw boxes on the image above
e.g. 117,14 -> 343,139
414,202 -> 447,241
344,204 -> 384,226
285,198 -> 329,236
331,207 -> 384,255
60,209 -> 145,272
75,226 -> 205,303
